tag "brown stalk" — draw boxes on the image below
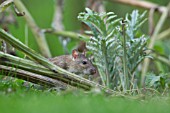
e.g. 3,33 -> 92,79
103,0 -> 169,17
0,65 -> 67,88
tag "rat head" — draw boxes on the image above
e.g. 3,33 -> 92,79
68,49 -> 96,76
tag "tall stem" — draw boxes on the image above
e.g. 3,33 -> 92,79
122,19 -> 129,91
102,40 -> 110,87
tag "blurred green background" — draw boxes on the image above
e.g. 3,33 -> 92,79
7,0 -> 169,57
8,0 -> 87,56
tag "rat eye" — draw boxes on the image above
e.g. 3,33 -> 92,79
82,61 -> 87,65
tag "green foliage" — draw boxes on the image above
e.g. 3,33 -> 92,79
0,74 -> 47,95
78,8 -> 149,91
145,73 -> 170,92
0,75 -> 26,94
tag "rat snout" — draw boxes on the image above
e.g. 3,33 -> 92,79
90,68 -> 96,75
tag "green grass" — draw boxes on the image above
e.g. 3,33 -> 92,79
0,77 -> 170,113
0,90 -> 170,113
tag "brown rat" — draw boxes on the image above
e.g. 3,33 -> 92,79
49,49 -> 96,79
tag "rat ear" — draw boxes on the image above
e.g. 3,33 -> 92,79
72,49 -> 79,59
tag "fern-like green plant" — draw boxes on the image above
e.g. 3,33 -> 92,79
78,8 -> 149,91
119,10 -> 149,91
78,8 -> 121,87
